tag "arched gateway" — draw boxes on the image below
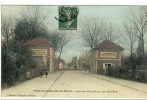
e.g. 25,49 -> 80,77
25,37 -> 54,72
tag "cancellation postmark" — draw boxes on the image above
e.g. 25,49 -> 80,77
56,6 -> 78,30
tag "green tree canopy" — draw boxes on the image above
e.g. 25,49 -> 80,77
14,20 -> 50,42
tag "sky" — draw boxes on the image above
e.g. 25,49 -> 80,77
1,5 -> 146,62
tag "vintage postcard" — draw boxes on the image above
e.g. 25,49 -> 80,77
1,5 -> 147,99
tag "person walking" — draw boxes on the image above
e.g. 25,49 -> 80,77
44,69 -> 48,78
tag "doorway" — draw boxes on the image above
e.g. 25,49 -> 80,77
103,63 -> 114,74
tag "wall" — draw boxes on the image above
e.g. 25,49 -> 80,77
28,46 -> 53,72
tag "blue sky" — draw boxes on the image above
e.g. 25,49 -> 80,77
2,6 -> 146,62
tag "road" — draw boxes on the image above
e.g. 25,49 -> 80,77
1,70 -> 147,98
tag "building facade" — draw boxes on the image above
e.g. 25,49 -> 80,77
90,40 -> 124,74
25,37 -> 54,72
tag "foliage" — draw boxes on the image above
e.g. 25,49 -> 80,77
106,66 -> 132,79
1,43 -> 17,87
49,32 -> 61,54
1,39 -> 37,88
1,6 -> 49,88
14,20 -> 49,42
123,53 -> 137,66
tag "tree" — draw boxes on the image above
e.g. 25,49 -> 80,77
1,38 -> 36,87
67,62 -> 73,68
103,22 -> 119,42
122,23 -> 137,78
56,31 -> 72,69
126,7 -> 147,65
123,23 -> 137,55
121,22 -> 137,66
20,6 -> 47,29
1,6 -> 49,87
1,17 -> 14,45
48,30 -> 72,70
14,6 -> 49,42
80,18 -> 120,49
80,18 -> 105,49
1,43 -> 17,86
14,20 -> 35,41
50,31 -> 61,55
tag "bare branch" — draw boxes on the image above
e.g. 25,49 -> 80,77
1,16 -> 15,45
80,17 -> 105,49
124,6 -> 147,64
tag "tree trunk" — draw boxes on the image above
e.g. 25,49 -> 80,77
57,47 -> 63,70
141,38 -> 144,65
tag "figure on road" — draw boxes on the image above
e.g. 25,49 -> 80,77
44,69 -> 48,78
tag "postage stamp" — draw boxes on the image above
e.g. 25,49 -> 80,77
57,6 -> 78,30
